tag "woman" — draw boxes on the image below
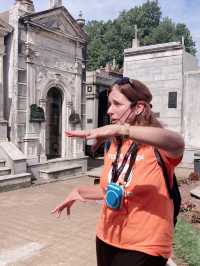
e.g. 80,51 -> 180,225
52,77 -> 184,266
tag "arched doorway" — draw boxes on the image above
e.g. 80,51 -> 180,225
98,89 -> 110,127
46,87 -> 63,159
96,89 -> 110,155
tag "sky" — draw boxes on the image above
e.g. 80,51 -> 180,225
0,0 -> 200,64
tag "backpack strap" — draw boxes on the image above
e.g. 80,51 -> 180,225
154,148 -> 173,199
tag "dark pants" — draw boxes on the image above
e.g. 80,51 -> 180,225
96,237 -> 168,266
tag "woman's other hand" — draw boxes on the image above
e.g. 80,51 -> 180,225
51,188 -> 85,217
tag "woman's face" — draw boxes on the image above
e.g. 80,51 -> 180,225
107,86 -> 135,124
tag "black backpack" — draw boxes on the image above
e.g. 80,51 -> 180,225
154,148 -> 181,226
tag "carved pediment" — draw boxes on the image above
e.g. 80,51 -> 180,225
22,7 -> 87,41
35,15 -> 78,37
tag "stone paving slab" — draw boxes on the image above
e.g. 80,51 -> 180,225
0,176 -> 100,266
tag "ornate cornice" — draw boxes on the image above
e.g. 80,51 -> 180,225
124,42 -> 183,57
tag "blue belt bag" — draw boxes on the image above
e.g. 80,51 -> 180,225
105,182 -> 124,210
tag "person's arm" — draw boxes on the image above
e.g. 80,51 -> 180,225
65,124 -> 184,158
51,185 -> 103,217
126,125 -> 184,158
77,185 -> 104,200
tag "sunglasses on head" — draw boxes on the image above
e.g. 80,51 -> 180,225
114,77 -> 135,89
113,77 -> 153,109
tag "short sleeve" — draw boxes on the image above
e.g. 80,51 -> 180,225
159,149 -> 183,167
158,150 -> 183,187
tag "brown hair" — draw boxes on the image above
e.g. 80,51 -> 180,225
110,78 -> 162,128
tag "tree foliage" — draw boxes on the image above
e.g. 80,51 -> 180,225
84,0 -> 196,71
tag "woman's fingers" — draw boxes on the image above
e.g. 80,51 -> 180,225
65,130 -> 99,140
56,210 -> 61,218
51,202 -> 69,217
65,125 -> 116,140
52,196 -> 79,218
51,208 -> 61,218
65,130 -> 90,138
66,200 -> 75,216
52,189 -> 87,219
51,206 -> 60,214
67,206 -> 71,216
52,206 -> 63,216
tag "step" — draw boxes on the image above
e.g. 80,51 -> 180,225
0,159 -> 6,167
86,166 -> 102,178
0,173 -> 32,193
86,166 -> 103,185
0,166 -> 11,176
40,164 -> 82,180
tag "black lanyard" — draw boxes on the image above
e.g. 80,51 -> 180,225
111,140 -> 138,183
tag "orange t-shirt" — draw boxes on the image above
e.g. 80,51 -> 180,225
96,139 -> 182,258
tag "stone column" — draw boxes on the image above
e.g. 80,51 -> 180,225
23,26 -> 39,162
85,83 -> 98,147
0,35 -> 8,141
64,100 -> 73,158
39,99 -> 47,162
73,57 -> 84,157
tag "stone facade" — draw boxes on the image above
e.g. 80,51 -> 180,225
124,41 -> 200,172
0,18 -> 12,141
0,0 -> 87,182
85,65 -> 122,150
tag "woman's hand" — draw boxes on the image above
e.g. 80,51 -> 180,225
65,124 -> 129,140
51,188 -> 85,217
51,186 -> 103,217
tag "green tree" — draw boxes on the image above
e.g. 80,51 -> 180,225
85,21 -> 108,70
144,17 -> 196,55
175,23 -> 196,55
85,0 -> 196,70
143,17 -> 176,44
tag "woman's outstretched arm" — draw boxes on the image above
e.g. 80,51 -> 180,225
65,124 -> 184,158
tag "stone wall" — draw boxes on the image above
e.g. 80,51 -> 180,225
85,69 -> 122,150
123,42 -> 200,173
0,20 -> 12,141
124,43 -> 184,133
184,71 -> 200,148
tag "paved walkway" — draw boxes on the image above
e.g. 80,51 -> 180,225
0,173 -> 179,266
0,176 -> 100,266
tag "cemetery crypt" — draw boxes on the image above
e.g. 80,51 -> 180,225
0,0 -> 87,184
